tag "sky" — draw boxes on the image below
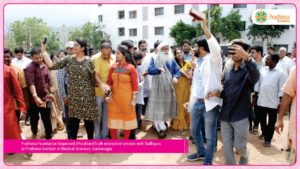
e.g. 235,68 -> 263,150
4,4 -> 98,30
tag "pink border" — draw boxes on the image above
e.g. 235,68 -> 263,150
1,0 -> 299,168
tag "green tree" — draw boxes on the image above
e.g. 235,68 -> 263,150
6,17 -> 60,53
47,32 -> 60,54
195,6 -> 244,42
69,22 -> 107,49
220,9 -> 245,41
169,20 -> 197,46
196,6 -> 223,37
247,22 -> 287,46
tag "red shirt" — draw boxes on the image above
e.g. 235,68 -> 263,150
4,65 -> 27,112
24,62 -> 51,102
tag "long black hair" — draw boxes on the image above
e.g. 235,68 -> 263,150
174,48 -> 185,68
75,39 -> 88,55
117,45 -> 136,67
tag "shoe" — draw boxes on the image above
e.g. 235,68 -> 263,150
258,134 -> 264,140
77,134 -> 84,138
239,157 -> 249,165
250,127 -> 258,135
158,130 -> 167,139
187,152 -> 205,162
263,141 -> 271,147
24,153 -> 33,158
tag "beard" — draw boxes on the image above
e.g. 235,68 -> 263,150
158,52 -> 172,64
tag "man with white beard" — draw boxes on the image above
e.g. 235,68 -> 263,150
145,42 -> 181,139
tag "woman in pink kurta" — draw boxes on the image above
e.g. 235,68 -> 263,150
4,65 -> 27,139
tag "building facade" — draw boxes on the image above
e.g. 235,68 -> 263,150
91,4 -> 296,53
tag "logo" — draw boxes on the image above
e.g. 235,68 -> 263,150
255,10 -> 268,23
252,9 -> 295,25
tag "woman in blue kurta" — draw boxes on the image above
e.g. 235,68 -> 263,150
144,42 -> 181,138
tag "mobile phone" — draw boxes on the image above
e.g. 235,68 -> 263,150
43,36 -> 48,45
105,90 -> 112,98
228,46 -> 236,55
189,8 -> 205,20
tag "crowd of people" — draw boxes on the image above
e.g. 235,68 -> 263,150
4,17 -> 296,165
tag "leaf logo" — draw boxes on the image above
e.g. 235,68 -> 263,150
255,10 -> 268,23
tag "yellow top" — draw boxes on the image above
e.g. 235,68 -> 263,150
182,61 -> 192,73
92,52 -> 116,96
11,65 -> 27,88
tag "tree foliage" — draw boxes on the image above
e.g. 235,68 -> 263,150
69,22 -> 107,49
169,20 -> 197,46
7,17 -> 60,53
247,22 -> 287,46
220,9 -> 245,41
170,6 -> 244,46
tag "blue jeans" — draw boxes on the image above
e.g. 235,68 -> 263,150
94,96 -> 108,139
190,100 -> 219,164
221,118 -> 249,165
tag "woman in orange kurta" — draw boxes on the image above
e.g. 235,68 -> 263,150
4,65 -> 27,139
107,45 -> 138,139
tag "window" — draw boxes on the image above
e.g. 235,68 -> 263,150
129,28 -> 137,36
118,10 -> 125,19
98,15 -> 103,22
129,10 -> 137,19
256,4 -> 265,9
118,27 -> 125,36
210,4 -> 219,8
233,4 -> 247,8
155,7 -> 164,16
174,5 -> 184,14
273,44 -> 289,53
155,27 -> 164,35
282,25 -> 290,30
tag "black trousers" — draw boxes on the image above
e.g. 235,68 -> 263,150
257,106 -> 278,142
62,105 -> 71,138
15,110 -> 20,124
30,103 -> 52,139
68,117 -> 94,140
253,105 -> 261,128
142,97 -> 148,116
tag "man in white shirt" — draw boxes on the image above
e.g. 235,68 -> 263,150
11,47 -> 32,126
187,18 -> 222,165
254,54 -> 286,147
276,47 -> 294,78
12,47 -> 32,69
